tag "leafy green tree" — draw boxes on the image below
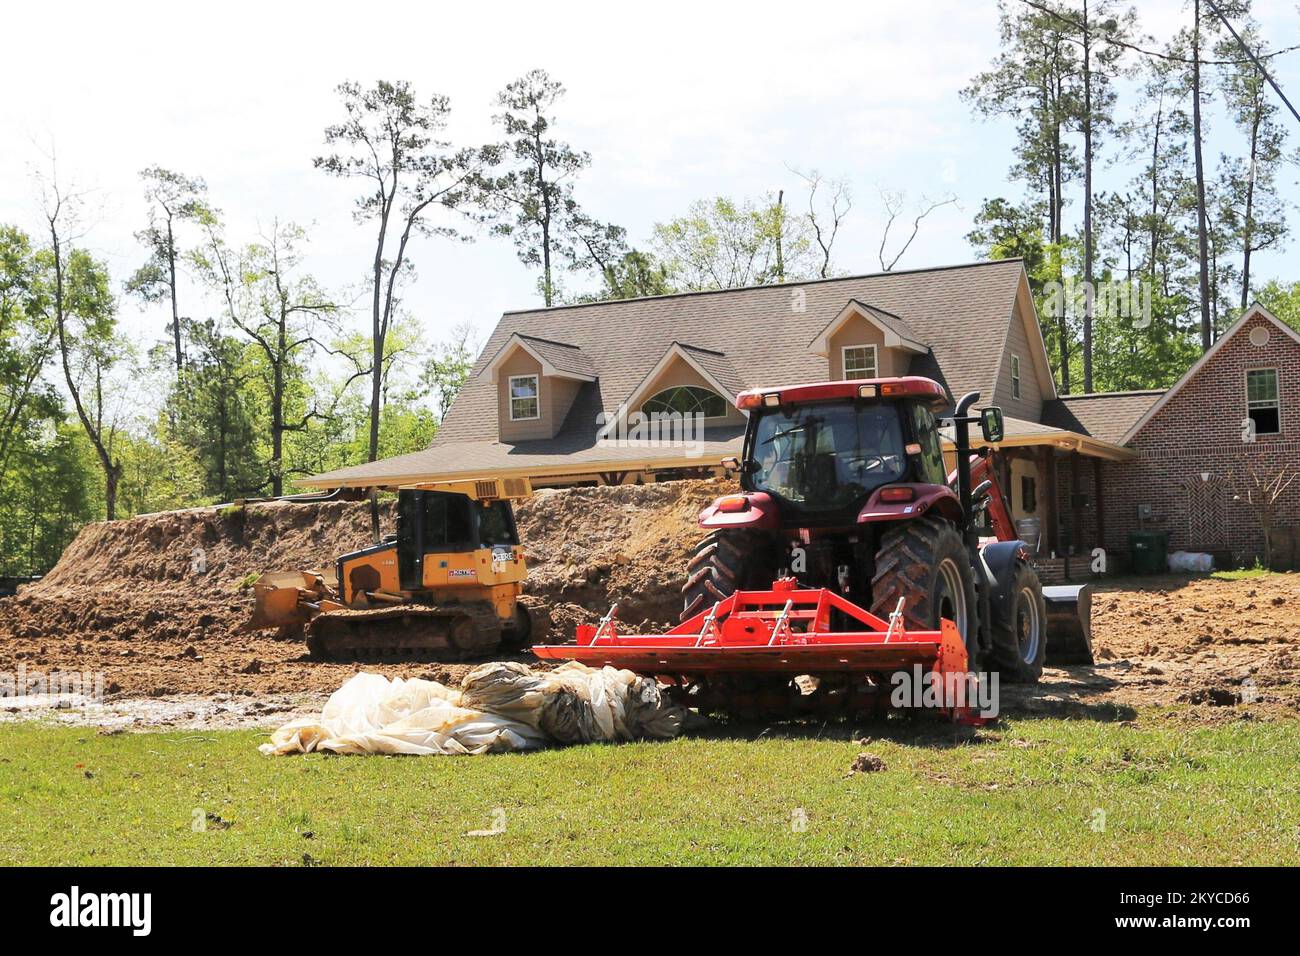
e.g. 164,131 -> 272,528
968,197 -> 1080,390
0,225 -> 59,483
315,79 -> 489,481
568,250 -> 672,303
116,416 -> 207,516
172,319 -> 263,499
1087,265 -> 1200,391
194,220 -> 336,497
487,69 -> 626,305
420,320 -> 478,419
0,424 -> 100,576
125,167 -> 209,379
963,1 -> 1081,247
1257,280 -> 1300,334
41,178 -> 126,518
1215,19 -> 1290,310
652,195 -> 816,291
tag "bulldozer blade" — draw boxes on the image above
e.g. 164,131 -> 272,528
244,572 -> 317,632
1042,584 -> 1094,665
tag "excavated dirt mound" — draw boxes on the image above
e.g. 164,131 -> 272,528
1,479 -> 1298,721
515,478 -> 732,633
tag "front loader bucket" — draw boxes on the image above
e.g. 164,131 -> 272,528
532,579 -> 985,721
1042,584 -> 1094,665
243,571 -> 321,632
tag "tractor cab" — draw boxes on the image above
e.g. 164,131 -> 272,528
730,377 -> 956,525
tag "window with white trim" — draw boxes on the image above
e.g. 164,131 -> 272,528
1246,368 -> 1280,435
842,344 -> 878,380
508,374 -> 539,421
1011,354 -> 1022,400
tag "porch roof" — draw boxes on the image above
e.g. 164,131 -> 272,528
940,415 -> 1136,461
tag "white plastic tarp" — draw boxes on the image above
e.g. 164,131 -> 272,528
261,661 -> 685,756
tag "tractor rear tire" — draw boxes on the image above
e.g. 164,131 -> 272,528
680,528 -> 776,621
870,516 -> 981,669
989,563 -> 1046,683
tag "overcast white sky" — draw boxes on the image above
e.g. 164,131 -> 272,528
2,0 -> 1298,361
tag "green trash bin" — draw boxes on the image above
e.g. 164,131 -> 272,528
1129,530 -> 1168,574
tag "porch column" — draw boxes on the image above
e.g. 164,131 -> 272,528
1070,452 -> 1083,555
1093,456 -> 1106,553
1038,445 -> 1059,555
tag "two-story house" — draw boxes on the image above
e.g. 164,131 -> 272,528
304,259 -> 1300,571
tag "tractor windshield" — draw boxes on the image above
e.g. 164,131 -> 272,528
748,401 -> 906,510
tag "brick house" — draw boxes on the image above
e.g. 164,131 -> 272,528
303,263 -> 1298,571
1058,303 -> 1300,568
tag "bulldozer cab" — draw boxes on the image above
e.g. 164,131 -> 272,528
394,486 -> 523,591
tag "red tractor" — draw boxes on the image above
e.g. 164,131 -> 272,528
536,376 -> 1091,719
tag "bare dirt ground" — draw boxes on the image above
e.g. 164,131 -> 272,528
1,479 -> 1297,728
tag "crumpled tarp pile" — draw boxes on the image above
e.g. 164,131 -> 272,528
260,660 -> 686,756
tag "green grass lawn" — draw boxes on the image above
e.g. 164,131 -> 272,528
1,716 -> 1297,865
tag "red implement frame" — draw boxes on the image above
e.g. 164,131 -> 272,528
533,579 -> 984,722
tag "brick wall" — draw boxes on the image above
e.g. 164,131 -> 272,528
1097,311 -> 1300,566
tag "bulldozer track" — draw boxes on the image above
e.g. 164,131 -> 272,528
514,594 -> 553,647
305,601 -> 503,662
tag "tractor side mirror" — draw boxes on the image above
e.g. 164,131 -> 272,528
720,456 -> 741,473
980,406 -> 1005,444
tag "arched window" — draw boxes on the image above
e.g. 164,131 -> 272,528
642,385 -> 728,419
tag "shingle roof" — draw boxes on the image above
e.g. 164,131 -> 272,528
675,343 -> 747,400
297,423 -> 749,486
1040,390 -> 1165,445
939,414 -> 1071,443
517,334 -> 595,377
448,259 -> 1024,437
814,300 -> 927,350
307,259 -> 1028,486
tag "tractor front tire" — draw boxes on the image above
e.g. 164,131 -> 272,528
870,516 -> 981,669
988,563 -> 1046,683
681,528 -> 775,621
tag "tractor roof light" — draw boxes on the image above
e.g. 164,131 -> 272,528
762,392 -> 782,407
716,495 -> 750,513
857,384 -> 878,398
735,392 -> 763,410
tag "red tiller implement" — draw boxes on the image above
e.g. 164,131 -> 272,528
533,578 -> 985,722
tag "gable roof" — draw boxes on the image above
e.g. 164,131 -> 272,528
484,332 -> 596,382
1041,390 -> 1165,445
1119,303 -> 1300,444
809,299 -> 929,354
622,341 -> 750,411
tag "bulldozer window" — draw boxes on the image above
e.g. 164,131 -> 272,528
751,401 -> 905,510
422,492 -> 474,551
475,500 -> 519,547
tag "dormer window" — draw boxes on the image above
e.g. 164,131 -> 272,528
509,375 -> 539,421
643,385 -> 728,419
843,344 -> 878,379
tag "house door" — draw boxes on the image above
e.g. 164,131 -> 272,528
1182,475 -> 1226,551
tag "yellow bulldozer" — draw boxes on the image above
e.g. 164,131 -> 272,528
245,477 -> 548,660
